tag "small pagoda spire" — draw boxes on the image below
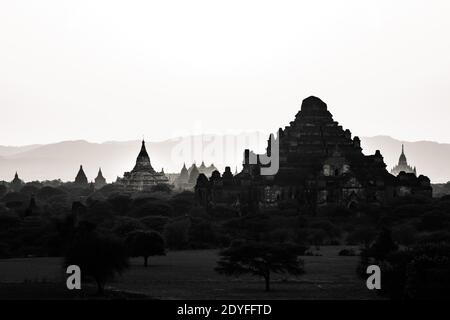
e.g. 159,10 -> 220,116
75,165 -> 88,185
11,171 -> 23,184
399,144 -> 407,166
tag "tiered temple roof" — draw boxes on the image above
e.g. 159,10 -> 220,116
121,140 -> 169,191
95,168 -> 107,189
74,165 -> 88,185
391,145 -> 417,176
196,96 -> 432,208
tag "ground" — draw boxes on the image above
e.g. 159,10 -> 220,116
0,246 -> 378,300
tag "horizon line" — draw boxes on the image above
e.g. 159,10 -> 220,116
2,134 -> 450,149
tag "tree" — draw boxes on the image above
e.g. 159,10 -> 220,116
112,216 -> 146,238
126,231 -> 166,267
362,243 -> 450,299
164,219 -> 190,250
64,225 -> 129,295
215,241 -> 305,292
370,227 -> 398,260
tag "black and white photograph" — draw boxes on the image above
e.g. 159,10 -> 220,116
1,0 -> 450,316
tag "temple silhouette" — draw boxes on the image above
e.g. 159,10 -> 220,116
390,144 -> 417,176
117,140 -> 169,191
195,96 -> 432,211
74,165 -> 88,186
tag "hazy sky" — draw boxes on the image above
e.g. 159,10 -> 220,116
1,0 -> 450,146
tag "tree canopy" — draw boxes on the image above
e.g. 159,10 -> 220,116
215,241 -> 305,291
126,230 -> 166,267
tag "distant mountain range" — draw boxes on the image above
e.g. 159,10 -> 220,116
0,135 -> 449,183
360,136 -> 450,184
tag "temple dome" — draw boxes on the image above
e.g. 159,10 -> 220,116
300,96 -> 328,111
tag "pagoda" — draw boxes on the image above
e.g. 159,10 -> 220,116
10,172 -> 24,191
390,145 -> 417,176
120,140 -> 169,192
74,165 -> 88,186
196,96 -> 432,209
95,168 -> 107,189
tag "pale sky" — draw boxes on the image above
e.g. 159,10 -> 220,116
1,0 -> 450,146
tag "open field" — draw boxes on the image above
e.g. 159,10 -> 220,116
0,247 -> 378,300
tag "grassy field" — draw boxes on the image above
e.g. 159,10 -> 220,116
0,246 -> 378,300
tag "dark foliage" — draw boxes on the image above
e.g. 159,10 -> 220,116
377,244 -> 450,299
151,184 -> 173,194
125,230 -> 166,267
139,215 -> 169,233
64,225 -> 128,295
164,218 -> 190,250
189,218 -> 217,249
129,199 -> 174,218
112,216 -> 146,238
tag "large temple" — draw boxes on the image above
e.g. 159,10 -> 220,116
390,145 -> 417,176
118,140 -> 169,191
195,96 -> 432,211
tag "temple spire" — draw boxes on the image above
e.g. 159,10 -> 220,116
133,139 -> 155,173
75,165 -> 88,185
398,144 -> 407,166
